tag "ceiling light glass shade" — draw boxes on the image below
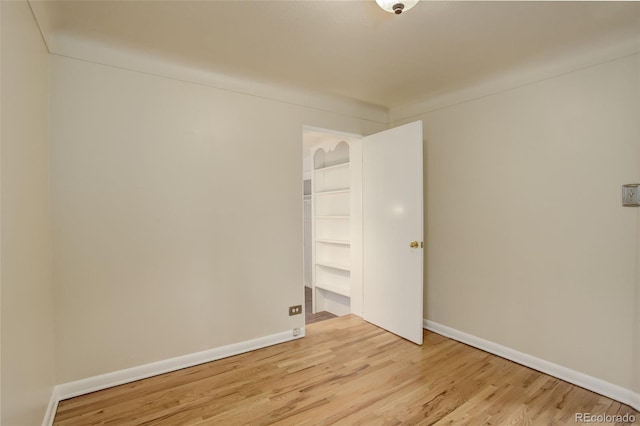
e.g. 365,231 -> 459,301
375,0 -> 418,15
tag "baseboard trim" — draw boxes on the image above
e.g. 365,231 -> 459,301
631,391 -> 640,411
54,327 -> 304,403
41,388 -> 60,426
423,319 -> 640,412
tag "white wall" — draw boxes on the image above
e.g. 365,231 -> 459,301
398,55 -> 640,390
1,1 -> 56,425
49,54 -> 385,383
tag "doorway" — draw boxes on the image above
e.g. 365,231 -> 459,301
302,122 -> 424,344
302,127 -> 362,325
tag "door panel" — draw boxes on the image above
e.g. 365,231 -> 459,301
362,121 -> 423,344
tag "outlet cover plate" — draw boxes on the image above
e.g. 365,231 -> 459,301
622,184 -> 640,206
289,305 -> 302,316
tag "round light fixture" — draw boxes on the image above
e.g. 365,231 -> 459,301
375,0 -> 418,15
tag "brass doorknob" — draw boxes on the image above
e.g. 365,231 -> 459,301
409,241 -> 419,248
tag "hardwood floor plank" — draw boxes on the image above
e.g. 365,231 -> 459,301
54,315 -> 639,425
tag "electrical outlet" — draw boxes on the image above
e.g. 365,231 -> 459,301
293,328 -> 301,337
289,305 -> 302,316
622,184 -> 640,206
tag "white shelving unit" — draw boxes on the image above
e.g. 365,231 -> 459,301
303,180 -> 312,288
312,142 -> 352,316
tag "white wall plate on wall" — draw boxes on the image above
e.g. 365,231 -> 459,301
622,184 -> 640,206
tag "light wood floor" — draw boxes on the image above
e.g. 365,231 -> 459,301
54,315 -> 639,425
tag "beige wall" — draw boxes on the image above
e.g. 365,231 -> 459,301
1,1 -> 56,425
398,55 -> 640,389
635,51 -> 640,398
49,55 -> 385,383
1,2 -> 3,419
635,207 -> 640,394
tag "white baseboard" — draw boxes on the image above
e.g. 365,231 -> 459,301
45,327 -> 304,425
631,392 -> 640,411
41,388 -> 60,426
424,319 -> 640,412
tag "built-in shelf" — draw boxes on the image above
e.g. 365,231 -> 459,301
312,141 -> 352,316
315,282 -> 351,297
315,261 -> 350,272
313,162 -> 350,173
314,189 -> 350,196
316,239 -> 350,245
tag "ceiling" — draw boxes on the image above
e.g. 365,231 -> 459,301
30,1 -> 640,110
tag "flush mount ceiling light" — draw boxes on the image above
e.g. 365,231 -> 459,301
375,0 -> 418,15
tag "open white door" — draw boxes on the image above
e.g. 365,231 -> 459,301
362,121 -> 423,344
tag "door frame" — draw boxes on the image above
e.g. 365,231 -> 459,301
301,123 -> 424,343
